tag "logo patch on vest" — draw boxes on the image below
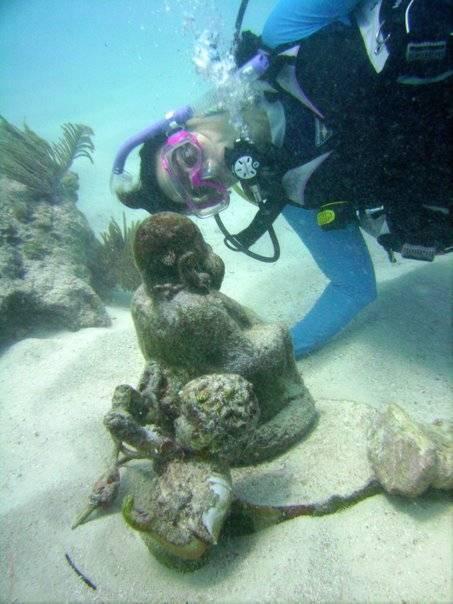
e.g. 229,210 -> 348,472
406,41 -> 447,63
315,118 -> 333,147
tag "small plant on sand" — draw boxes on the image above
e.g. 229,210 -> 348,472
98,213 -> 141,292
0,116 -> 94,202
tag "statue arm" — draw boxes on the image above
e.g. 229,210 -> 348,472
104,384 -> 178,458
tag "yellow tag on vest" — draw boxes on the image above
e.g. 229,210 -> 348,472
317,208 -> 336,227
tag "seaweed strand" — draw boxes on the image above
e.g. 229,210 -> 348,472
64,553 -> 97,590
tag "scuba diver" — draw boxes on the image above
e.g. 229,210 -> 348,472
110,0 -> 453,359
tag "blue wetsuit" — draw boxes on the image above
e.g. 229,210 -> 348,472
262,0 -> 360,48
261,0 -> 377,358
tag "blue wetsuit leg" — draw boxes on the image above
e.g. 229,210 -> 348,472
262,0 -> 361,48
282,205 -> 377,357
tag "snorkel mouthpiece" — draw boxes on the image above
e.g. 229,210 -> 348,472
238,50 -> 270,81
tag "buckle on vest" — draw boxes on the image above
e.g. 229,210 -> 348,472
374,20 -> 391,55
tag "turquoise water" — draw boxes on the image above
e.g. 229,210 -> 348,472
0,0 -> 275,231
0,2 -> 452,602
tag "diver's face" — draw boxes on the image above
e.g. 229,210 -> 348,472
156,130 -> 236,217
192,132 -> 236,185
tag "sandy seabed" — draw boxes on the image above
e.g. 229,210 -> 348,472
0,208 -> 452,603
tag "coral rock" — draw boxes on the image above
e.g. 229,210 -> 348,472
175,373 -> 260,461
367,403 -> 453,496
123,457 -> 233,567
0,178 -> 110,345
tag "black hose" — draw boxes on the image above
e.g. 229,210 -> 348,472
232,0 -> 250,51
235,0 -> 250,33
214,214 -> 280,262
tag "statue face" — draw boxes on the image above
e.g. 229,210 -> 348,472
134,212 -> 224,290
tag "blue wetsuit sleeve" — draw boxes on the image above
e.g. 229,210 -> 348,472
282,205 -> 377,357
262,0 -> 362,48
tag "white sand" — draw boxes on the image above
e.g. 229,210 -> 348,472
0,205 -> 452,603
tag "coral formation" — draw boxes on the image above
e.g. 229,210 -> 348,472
368,403 -> 453,496
97,213 -> 141,292
175,374 -> 260,461
75,372 -> 247,570
103,373 -> 261,464
122,457 -> 233,567
0,116 -> 94,203
0,177 -> 110,345
0,117 -> 110,346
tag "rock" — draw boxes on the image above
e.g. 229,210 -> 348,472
0,177 -> 110,345
423,420 -> 453,491
175,373 -> 260,462
122,457 -> 233,569
367,403 -> 453,497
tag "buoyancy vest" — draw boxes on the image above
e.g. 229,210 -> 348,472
259,0 -> 452,258
363,0 -> 453,84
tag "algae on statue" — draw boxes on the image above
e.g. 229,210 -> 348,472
130,213 -> 317,463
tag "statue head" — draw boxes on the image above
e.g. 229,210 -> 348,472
133,212 -> 225,297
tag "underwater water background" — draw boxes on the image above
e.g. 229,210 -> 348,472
1,2 -> 452,602
0,0 -> 276,233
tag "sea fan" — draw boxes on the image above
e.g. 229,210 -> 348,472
49,122 -> 95,180
0,116 -> 94,202
99,213 -> 142,292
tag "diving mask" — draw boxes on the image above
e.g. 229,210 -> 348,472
160,130 -> 230,218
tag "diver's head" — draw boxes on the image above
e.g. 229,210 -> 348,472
155,127 -> 237,218
112,47 -> 271,217
116,125 -> 235,219
115,133 -> 181,215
